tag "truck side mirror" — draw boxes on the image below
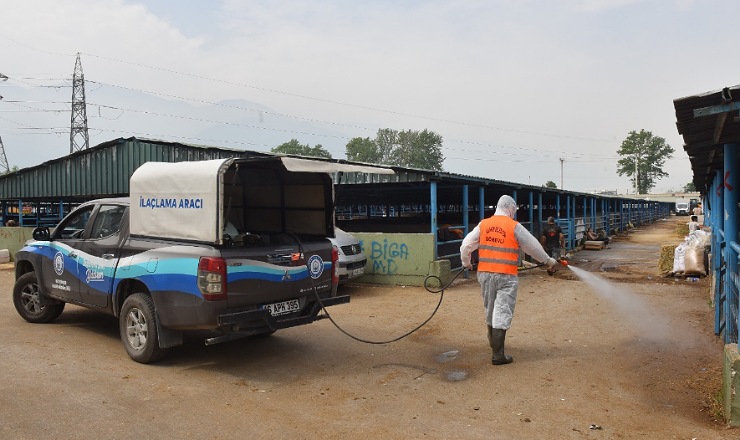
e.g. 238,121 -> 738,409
32,227 -> 50,241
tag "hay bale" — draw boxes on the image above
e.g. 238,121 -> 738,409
675,220 -> 689,237
659,244 -> 676,274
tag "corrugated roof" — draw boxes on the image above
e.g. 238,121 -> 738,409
0,136 -> 656,203
674,84 -> 740,191
0,137 -> 268,200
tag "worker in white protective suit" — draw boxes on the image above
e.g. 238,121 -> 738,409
460,195 -> 558,365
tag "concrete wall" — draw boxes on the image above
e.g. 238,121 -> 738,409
353,232 -> 449,286
0,228 -> 452,285
724,344 -> 740,425
0,227 -> 34,262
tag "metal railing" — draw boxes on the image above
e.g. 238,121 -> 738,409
728,241 -> 739,343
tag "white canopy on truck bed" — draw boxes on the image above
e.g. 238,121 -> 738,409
130,158 -> 227,243
129,157 -> 393,243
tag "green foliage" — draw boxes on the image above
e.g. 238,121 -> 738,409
345,137 -> 380,163
345,128 -> 444,171
544,180 -> 557,188
683,181 -> 696,192
271,139 -> 332,159
616,129 -> 674,194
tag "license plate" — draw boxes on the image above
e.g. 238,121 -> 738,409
263,299 -> 300,316
351,267 -> 365,276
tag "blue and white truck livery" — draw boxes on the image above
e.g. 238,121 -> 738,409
12,156 -> 393,363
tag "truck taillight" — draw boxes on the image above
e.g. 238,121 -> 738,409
198,257 -> 227,301
331,245 -> 339,286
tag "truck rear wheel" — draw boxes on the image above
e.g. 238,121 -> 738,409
120,293 -> 166,363
13,272 -> 65,323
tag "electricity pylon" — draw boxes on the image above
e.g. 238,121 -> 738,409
0,136 -> 10,174
69,53 -> 89,153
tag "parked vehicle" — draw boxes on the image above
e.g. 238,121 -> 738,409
329,228 -> 367,283
675,200 -> 690,216
12,157 -> 388,363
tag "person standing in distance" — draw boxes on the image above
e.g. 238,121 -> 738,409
540,216 -> 565,260
460,195 -> 558,365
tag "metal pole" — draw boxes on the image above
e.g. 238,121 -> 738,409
712,171 -> 722,336
430,181 -> 438,259
560,158 -> 564,189
725,144 -> 738,343
634,152 -> 639,195
462,185 -> 469,235
478,187 -> 485,224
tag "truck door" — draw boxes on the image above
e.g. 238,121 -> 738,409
43,204 -> 96,303
77,204 -> 127,308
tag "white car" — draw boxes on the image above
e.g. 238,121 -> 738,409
329,228 -> 367,284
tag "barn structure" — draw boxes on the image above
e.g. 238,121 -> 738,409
0,137 -> 671,285
674,84 -> 740,425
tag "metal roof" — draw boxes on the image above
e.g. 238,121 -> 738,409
0,137 -> 268,200
0,136 -> 656,204
674,84 -> 740,192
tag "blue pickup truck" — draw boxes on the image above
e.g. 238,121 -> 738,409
12,157 -> 391,363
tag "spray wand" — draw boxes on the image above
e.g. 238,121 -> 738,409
547,258 -> 569,276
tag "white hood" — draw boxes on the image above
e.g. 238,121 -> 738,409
494,195 -> 518,219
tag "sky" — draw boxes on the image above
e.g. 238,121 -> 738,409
0,0 -> 737,194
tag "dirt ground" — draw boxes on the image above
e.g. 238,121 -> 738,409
1,218 -> 736,439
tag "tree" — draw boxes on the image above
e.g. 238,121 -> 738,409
345,128 -> 445,171
271,139 -> 332,159
544,181 -> 557,189
616,130 -> 674,194
683,182 -> 696,192
345,137 -> 380,163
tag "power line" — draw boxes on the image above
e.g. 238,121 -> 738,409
80,51 -> 615,144
87,102 -> 352,140
85,81 -> 620,161
87,80 -> 375,133
0,31 -> 657,149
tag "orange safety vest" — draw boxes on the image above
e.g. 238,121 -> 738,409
477,216 -> 520,275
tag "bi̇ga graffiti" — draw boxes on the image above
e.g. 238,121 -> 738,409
369,239 -> 409,274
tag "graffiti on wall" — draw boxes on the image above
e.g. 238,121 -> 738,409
362,238 -> 410,275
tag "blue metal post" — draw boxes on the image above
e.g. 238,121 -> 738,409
538,192 -> 543,223
566,195 -> 572,249
712,171 -> 722,335
583,197 -> 587,227
725,144 -> 738,247
592,198 -> 596,230
462,185 -> 469,235
431,181 -> 438,259
478,187 -> 485,224
529,191 -> 534,233
725,144 -> 738,343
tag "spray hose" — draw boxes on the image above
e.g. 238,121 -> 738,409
299,225 -> 567,345
312,258 -> 567,344
311,266 -> 466,345
286,229 -> 462,345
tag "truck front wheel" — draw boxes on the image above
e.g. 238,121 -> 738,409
13,272 -> 65,323
120,293 -> 166,363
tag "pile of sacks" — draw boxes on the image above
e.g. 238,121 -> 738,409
672,230 -> 711,276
